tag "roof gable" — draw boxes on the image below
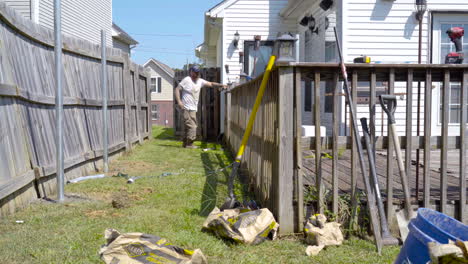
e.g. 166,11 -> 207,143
112,23 -> 139,45
144,59 -> 175,78
206,0 -> 238,17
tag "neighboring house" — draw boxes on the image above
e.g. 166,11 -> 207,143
1,0 -> 138,54
144,58 -> 175,127
112,23 -> 138,55
198,0 -> 468,137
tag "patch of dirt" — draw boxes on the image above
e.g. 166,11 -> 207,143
107,160 -> 158,176
84,210 -> 124,219
85,210 -> 107,218
129,187 -> 154,201
112,190 -> 131,209
86,192 -> 114,202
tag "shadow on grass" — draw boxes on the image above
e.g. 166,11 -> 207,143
198,152 -> 232,217
153,127 -> 177,140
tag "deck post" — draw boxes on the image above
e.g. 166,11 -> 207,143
277,66 -> 295,234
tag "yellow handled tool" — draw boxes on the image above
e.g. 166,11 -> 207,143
221,55 -> 276,210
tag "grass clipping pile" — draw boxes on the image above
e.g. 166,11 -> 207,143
100,229 -> 207,264
202,207 -> 279,245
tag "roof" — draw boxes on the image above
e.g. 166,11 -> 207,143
143,58 -> 175,78
206,0 -> 237,17
112,23 -> 139,45
280,0 -> 316,19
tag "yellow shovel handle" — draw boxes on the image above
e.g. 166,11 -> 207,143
235,55 -> 276,162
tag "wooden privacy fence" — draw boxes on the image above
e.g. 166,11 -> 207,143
174,68 -> 221,141
225,62 -> 468,234
0,3 -> 150,216
225,68 -> 301,234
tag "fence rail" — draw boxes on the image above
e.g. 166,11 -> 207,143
0,3 -> 150,216
225,61 -> 468,234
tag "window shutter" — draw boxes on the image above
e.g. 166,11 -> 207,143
158,77 -> 162,93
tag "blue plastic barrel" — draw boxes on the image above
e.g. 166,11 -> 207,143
395,208 -> 468,264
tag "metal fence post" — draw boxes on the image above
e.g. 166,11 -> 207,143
54,0 -> 64,202
101,30 -> 108,173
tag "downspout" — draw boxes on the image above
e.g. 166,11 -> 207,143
220,18 -> 226,134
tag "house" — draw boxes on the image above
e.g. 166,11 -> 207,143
144,58 -> 175,127
0,0 -> 137,54
197,0 -> 468,137
196,0 -> 296,135
112,23 -> 139,55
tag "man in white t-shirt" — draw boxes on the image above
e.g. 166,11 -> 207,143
175,66 -> 227,148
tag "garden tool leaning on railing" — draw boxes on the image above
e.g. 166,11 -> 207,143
221,55 -> 276,210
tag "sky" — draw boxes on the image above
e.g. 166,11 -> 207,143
113,0 -> 222,69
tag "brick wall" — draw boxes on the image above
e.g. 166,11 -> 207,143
151,101 -> 173,127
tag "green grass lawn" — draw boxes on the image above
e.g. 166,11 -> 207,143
0,126 -> 400,263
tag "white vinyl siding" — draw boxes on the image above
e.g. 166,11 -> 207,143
222,0 -> 295,83
1,0 -> 31,19
113,38 -> 131,54
343,0 -> 468,136
39,0 -> 112,45
344,0 -> 468,64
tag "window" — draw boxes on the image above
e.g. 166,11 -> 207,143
157,77 -> 162,93
150,78 -> 157,93
325,41 -> 337,63
244,41 -> 274,78
324,41 -> 338,113
150,77 -> 162,93
151,104 -> 159,120
438,22 -> 468,124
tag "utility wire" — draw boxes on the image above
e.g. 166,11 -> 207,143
130,33 -> 193,37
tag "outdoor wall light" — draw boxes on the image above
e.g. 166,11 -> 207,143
320,0 -> 333,11
274,33 -> 297,63
415,0 -> 427,21
233,31 -> 240,48
308,16 -> 316,32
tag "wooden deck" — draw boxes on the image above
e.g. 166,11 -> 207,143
303,150 -> 468,203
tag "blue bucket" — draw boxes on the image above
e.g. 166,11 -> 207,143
395,208 -> 468,264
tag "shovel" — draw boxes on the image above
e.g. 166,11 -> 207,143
220,55 -> 276,210
380,95 -> 415,240
361,118 -> 399,246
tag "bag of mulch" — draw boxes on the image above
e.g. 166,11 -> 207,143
202,207 -> 279,245
304,214 -> 344,247
99,229 -> 207,264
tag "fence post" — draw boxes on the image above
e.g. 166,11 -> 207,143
123,56 -> 131,151
146,72 -> 152,139
101,30 -> 108,173
54,0 -> 64,202
294,68 -> 304,232
277,66 -> 295,234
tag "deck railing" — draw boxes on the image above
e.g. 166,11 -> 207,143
225,62 -> 468,234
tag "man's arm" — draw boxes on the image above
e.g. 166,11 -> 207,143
204,81 -> 228,91
174,85 -> 184,109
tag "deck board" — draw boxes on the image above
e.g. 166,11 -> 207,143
303,150 -> 467,203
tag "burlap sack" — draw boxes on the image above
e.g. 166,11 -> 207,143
99,229 -> 207,264
428,241 -> 468,264
202,207 -> 279,245
304,215 -> 344,247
